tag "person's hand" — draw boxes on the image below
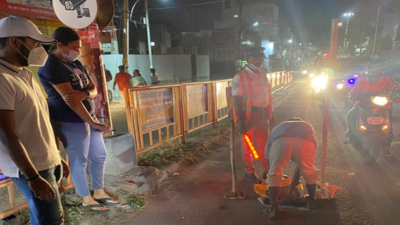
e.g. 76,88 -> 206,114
28,176 -> 56,202
61,159 -> 70,179
239,122 -> 247,135
64,90 -> 86,102
91,122 -> 111,132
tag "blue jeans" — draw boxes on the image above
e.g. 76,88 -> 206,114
52,121 -> 107,197
11,165 -> 64,225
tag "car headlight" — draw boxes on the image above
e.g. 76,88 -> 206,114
302,70 -> 308,75
335,83 -> 344,90
309,73 -> 315,78
311,76 -> 328,90
371,96 -> 388,106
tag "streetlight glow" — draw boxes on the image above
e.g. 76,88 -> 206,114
253,22 -> 259,27
343,12 -> 354,17
338,22 -> 343,27
288,39 -> 293,43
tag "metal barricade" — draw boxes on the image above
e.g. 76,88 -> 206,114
181,82 -> 214,134
126,72 -> 293,154
213,80 -> 232,122
127,85 -> 183,154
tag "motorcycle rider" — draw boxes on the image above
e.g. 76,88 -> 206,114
345,59 -> 395,157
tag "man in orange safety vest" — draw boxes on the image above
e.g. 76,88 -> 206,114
232,47 -> 276,184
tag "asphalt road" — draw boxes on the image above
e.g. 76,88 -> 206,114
104,81 -> 400,225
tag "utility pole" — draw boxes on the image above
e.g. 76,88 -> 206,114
236,0 -> 243,71
122,0 -> 129,68
343,16 -> 350,49
372,4 -> 381,57
145,0 -> 154,68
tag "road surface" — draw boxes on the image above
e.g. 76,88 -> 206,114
104,81 -> 400,225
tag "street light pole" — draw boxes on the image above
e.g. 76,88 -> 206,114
343,12 -> 354,50
343,16 -> 350,49
145,0 -> 154,68
129,0 -> 154,69
372,4 -> 381,57
122,0 -> 129,68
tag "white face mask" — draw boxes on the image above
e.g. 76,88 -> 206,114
62,48 -> 80,62
17,40 -> 48,67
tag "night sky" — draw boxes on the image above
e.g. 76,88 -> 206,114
125,0 -> 400,48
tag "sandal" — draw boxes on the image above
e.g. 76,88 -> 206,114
94,198 -> 120,206
79,203 -> 109,212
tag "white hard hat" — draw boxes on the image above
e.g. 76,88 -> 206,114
0,16 -> 54,43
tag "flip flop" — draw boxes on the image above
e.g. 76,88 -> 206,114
94,198 -> 120,206
79,204 -> 109,212
262,209 -> 280,220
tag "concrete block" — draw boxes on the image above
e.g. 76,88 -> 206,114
158,170 -> 169,183
104,133 -> 137,176
121,182 -> 138,193
135,183 -> 150,195
165,163 -> 179,175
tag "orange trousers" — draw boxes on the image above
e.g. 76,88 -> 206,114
241,110 -> 269,175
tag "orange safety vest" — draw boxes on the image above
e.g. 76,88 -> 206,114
233,69 -> 273,123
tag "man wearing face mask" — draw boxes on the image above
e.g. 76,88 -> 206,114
346,59 -> 395,157
0,16 -> 69,224
232,47 -> 276,184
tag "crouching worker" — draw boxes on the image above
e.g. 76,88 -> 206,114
264,118 -> 318,219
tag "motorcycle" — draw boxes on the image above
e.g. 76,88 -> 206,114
348,93 -> 394,164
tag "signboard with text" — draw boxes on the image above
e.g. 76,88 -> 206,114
216,82 -> 228,109
187,84 -> 208,118
138,88 -> 175,131
0,0 -> 57,19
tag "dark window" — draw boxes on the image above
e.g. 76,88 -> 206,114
225,1 -> 231,9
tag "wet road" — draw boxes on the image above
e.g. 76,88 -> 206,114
103,81 -> 400,225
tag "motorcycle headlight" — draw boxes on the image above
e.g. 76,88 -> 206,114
309,73 -> 315,78
311,76 -> 328,90
371,96 -> 388,106
302,70 -> 308,75
335,83 -> 344,90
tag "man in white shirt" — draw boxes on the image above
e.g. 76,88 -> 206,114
150,67 -> 161,85
232,47 -> 276,184
0,16 -> 69,225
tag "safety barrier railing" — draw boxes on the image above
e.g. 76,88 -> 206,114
126,84 -> 184,154
125,71 -> 293,154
